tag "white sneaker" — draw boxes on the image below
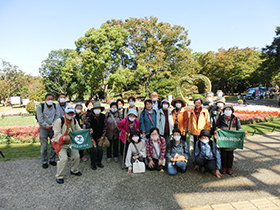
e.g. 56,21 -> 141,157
113,157 -> 119,162
107,158 -> 111,163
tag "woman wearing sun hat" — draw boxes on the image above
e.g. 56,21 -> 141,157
85,101 -> 106,170
171,97 -> 189,141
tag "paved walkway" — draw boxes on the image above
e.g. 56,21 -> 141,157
1,132 -> 280,209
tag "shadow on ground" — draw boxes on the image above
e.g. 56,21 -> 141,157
0,132 -> 280,209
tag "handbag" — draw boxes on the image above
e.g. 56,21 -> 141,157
103,136 -> 110,148
133,160 -> 145,173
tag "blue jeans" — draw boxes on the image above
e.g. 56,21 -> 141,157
167,161 -> 186,175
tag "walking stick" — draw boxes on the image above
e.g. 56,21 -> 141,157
122,134 -> 128,170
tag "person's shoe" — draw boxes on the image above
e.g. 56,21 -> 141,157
113,157 -> 119,162
49,161 -> 57,166
56,179 -> 64,184
221,167 -> 227,174
97,163 -> 104,168
107,158 -> 111,163
91,165 -> 97,170
70,171 -> 82,176
42,163 -> 48,169
199,166 -> 206,174
181,168 -> 187,174
81,157 -> 87,162
227,168 -> 233,175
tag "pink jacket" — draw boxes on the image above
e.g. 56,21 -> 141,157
117,117 -> 139,143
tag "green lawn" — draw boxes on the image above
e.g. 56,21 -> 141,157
0,116 -> 37,127
0,143 -> 41,161
242,119 -> 280,136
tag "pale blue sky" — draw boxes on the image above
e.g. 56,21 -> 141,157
0,0 -> 279,76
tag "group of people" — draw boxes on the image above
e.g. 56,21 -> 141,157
36,91 -> 246,184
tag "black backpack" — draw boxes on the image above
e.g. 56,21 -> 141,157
35,103 -> 56,122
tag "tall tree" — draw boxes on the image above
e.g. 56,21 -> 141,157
67,23 -> 131,101
254,27 -> 280,88
39,49 -> 84,100
123,17 -> 193,98
0,61 -> 25,105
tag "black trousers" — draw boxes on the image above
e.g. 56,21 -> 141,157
147,158 -> 163,171
79,150 -> 84,158
90,145 -> 103,166
193,135 -> 199,150
195,156 -> 216,171
107,138 -> 119,158
221,149 -> 234,168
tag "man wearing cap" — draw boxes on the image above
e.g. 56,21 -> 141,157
36,93 -> 60,169
171,97 -> 188,141
85,101 -> 106,170
156,99 -> 173,144
53,105 -> 91,184
57,93 -> 68,117
188,97 -> 210,150
151,91 -> 161,112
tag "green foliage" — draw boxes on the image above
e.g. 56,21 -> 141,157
39,49 -> 88,101
197,47 -> 262,94
66,23 -> 131,101
0,61 -> 46,104
252,27 -> 280,88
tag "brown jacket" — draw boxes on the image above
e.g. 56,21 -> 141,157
172,108 -> 189,134
188,108 -> 210,136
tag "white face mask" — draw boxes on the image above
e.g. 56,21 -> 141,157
111,108 -> 117,113
59,98 -> 66,103
129,102 -> 135,107
76,109 -> 82,114
129,117 -> 135,122
88,106 -> 93,110
132,136 -> 139,142
151,135 -> 159,141
118,105 -> 123,110
66,114 -> 73,120
46,100 -> 53,106
224,110 -> 232,116
93,109 -> 101,115
217,103 -> 224,108
201,139 -> 209,144
206,97 -> 213,103
152,98 -> 157,102
175,103 -> 182,108
174,136 -> 181,141
162,104 -> 168,109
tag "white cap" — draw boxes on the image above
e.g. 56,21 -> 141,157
161,99 -> 170,107
65,105 -> 75,113
127,109 -> 137,117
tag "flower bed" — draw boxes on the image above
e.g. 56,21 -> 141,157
233,105 -> 280,125
0,125 -> 39,144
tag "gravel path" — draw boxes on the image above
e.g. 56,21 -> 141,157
1,132 -> 280,210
